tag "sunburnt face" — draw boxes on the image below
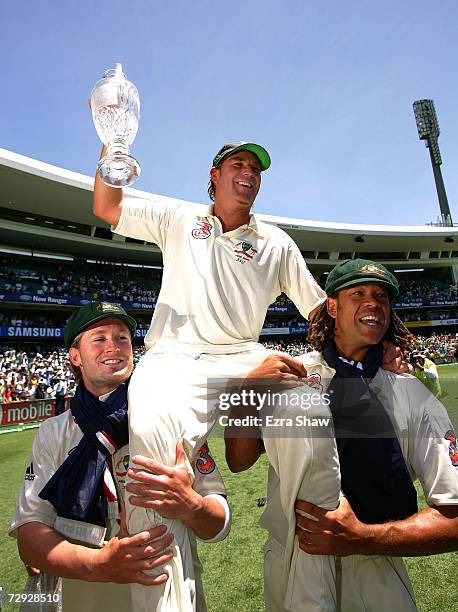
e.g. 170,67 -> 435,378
327,282 -> 391,360
69,318 -> 134,396
210,150 -> 262,208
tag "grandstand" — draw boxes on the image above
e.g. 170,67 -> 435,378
1,146 -> 458,405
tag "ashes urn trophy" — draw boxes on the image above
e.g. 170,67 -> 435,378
91,63 -> 141,187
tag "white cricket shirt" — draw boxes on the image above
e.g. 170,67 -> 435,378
114,194 -> 326,352
10,412 -> 228,544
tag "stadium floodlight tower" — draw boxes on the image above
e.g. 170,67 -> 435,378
413,99 -> 453,226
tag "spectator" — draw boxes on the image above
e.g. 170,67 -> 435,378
411,352 -> 442,398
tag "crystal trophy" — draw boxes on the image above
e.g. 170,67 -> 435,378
91,63 -> 141,187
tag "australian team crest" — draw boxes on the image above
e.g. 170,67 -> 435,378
192,221 -> 212,239
96,302 -> 120,313
445,430 -> 458,467
115,454 -> 130,487
360,264 -> 385,277
306,372 -> 323,393
196,443 -> 216,474
234,240 -> 257,263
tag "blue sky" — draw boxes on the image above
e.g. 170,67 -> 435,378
2,1 -> 458,225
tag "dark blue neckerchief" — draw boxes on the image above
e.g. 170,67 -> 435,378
323,338 -> 418,524
39,380 -> 129,527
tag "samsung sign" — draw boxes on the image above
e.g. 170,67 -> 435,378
2,325 -> 303,340
2,326 -> 64,338
0,326 -> 148,339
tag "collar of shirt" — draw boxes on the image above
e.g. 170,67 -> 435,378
199,204 -> 266,238
99,388 -> 116,402
303,349 -> 395,396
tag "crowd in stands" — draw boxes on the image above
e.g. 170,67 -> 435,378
263,335 -> 458,363
262,316 -> 307,329
401,309 -> 458,322
0,348 -> 76,403
3,255 -> 458,310
269,294 -> 292,309
411,333 -> 458,364
3,307 -> 458,331
1,256 -> 161,305
0,346 -> 147,403
261,340 -> 311,356
1,330 -> 457,403
0,312 -> 68,327
271,279 -> 458,309
396,278 -> 458,304
2,255 -> 458,403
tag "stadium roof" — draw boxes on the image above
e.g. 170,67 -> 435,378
1,147 -> 458,268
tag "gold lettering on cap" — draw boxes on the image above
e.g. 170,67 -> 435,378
360,264 -> 385,276
96,303 -> 119,312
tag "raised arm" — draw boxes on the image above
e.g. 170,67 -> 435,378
17,521 -> 173,585
224,354 -> 307,472
279,239 -> 327,320
93,146 -> 123,226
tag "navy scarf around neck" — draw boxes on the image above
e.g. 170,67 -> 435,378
323,338 -> 417,524
39,380 -> 129,527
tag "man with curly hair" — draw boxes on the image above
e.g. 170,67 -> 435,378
226,259 -> 458,611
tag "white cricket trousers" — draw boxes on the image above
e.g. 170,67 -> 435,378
126,347 -> 271,612
262,380 -> 341,611
264,541 -> 417,611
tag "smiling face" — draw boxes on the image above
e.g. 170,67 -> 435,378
210,150 -> 262,209
68,317 -> 134,396
327,282 -> 391,361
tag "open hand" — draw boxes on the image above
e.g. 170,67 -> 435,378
93,524 -> 173,585
127,441 -> 202,521
243,354 -> 308,389
382,341 -> 413,374
295,497 -> 371,556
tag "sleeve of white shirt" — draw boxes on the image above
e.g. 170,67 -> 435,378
407,378 -> 458,506
279,237 -> 327,319
192,443 -> 231,543
192,443 -> 226,497
9,421 -> 58,536
112,193 -> 181,249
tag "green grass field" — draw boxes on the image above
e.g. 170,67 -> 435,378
433,364 -> 458,431
1,365 -> 457,611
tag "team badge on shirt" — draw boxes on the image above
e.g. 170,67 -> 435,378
196,443 -> 216,474
192,221 -> 213,239
306,372 -> 323,393
114,454 -> 130,487
444,430 -> 458,467
234,240 -> 257,263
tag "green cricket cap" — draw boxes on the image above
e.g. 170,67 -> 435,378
325,259 -> 399,299
212,141 -> 271,171
64,302 -> 137,349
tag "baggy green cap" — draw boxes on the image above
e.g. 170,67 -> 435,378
212,141 -> 271,171
325,259 -> 399,299
64,302 -> 137,349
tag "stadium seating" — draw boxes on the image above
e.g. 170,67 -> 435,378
2,329 -> 456,402
2,253 -> 458,403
